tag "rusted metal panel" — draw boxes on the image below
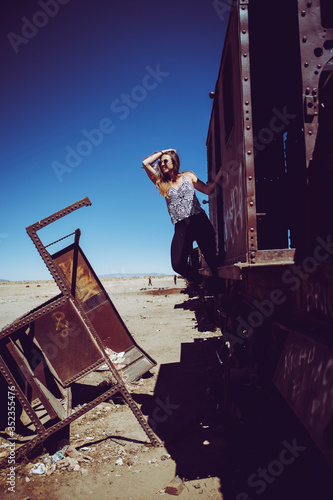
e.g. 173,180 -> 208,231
298,0 -> 333,168
53,247 -> 133,351
274,329 -> 333,469
207,2 -> 253,265
33,301 -> 104,386
242,258 -> 333,327
53,245 -> 156,381
255,249 -> 296,265
207,106 -> 222,254
300,261 -> 333,324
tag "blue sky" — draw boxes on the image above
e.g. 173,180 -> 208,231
1,0 -> 228,280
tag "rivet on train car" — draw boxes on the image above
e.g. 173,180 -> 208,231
302,36 -> 307,43
250,201 -> 254,206
248,176 -> 252,180
245,101 -> 249,105
242,29 -> 246,34
243,53 -> 247,58
317,64 -> 321,69
306,87 -> 310,94
307,1 -> 312,7
308,130 -> 312,135
301,10 -> 306,17
312,88 -> 317,94
304,62 -> 309,67
246,125 -> 250,130
247,150 -> 252,155
244,76 -> 248,81
250,228 -> 254,232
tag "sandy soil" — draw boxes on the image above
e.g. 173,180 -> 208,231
0,277 -> 333,500
0,277 -> 225,499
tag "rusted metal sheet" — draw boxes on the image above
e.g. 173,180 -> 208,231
0,198 -> 159,463
300,261 -> 333,324
274,329 -> 333,469
32,300 -> 104,386
53,244 -> 156,382
207,2 -> 253,265
300,1 -> 333,247
298,0 -> 333,168
255,249 -> 296,265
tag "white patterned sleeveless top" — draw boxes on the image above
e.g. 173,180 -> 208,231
166,174 -> 204,224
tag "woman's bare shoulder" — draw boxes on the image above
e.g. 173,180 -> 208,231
182,171 -> 197,182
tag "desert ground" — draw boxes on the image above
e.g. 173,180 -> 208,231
0,277 -> 333,500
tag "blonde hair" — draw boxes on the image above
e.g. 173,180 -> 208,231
155,151 -> 180,198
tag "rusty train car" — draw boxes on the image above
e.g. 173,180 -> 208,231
204,0 -> 333,468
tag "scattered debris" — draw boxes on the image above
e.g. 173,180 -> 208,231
165,475 -> 184,496
95,348 -> 126,371
45,450 -> 65,464
65,445 -> 80,459
30,463 -> 46,475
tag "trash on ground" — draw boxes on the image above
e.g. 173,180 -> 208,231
165,475 -> 185,496
30,463 -> 46,475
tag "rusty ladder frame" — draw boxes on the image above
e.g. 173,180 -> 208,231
0,197 -> 160,464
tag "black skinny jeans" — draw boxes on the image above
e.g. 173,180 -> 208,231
171,212 -> 218,284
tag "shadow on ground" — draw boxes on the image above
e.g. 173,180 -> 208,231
133,295 -> 333,500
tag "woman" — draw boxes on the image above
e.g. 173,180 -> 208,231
142,149 -> 223,286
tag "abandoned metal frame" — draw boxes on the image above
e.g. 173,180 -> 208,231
0,197 -> 160,464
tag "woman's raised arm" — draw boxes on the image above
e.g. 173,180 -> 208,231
141,149 -> 176,184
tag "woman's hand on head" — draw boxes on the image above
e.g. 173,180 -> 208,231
162,149 -> 176,154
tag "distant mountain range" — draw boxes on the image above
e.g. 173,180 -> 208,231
99,273 -> 170,279
0,273 -> 171,282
